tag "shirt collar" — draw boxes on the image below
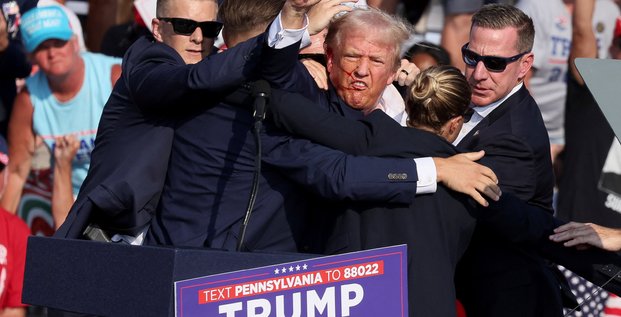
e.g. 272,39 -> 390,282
472,82 -> 523,119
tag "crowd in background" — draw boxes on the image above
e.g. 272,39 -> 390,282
2,0 -> 621,316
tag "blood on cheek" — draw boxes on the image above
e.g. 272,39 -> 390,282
335,62 -> 359,91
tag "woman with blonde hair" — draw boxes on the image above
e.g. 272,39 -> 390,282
265,64 -> 619,317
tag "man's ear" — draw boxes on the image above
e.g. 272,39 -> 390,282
152,18 -> 164,42
518,52 -> 534,80
325,44 -> 334,74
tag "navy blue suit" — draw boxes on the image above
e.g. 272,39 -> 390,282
56,34 -> 275,239
143,40 -> 421,251
454,85 -> 563,317
267,87 -> 621,316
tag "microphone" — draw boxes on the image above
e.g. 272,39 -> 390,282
252,80 -> 270,122
236,80 -> 270,252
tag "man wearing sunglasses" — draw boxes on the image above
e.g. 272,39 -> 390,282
54,0 -> 343,244
452,4 -> 567,317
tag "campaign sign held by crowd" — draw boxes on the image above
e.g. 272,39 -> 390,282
174,245 -> 408,317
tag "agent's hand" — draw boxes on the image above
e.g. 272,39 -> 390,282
301,58 -> 328,90
394,59 -> 420,87
434,151 -> 501,207
307,0 -> 354,35
550,222 -> 621,251
282,0 -> 324,30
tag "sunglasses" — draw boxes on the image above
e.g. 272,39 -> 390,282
158,17 -> 223,38
461,43 -> 529,72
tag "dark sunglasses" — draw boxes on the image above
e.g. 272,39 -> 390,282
158,17 -> 223,38
461,43 -> 530,72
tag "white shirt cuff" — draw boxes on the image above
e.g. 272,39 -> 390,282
414,157 -> 437,194
267,11 -> 311,49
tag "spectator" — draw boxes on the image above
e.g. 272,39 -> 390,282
440,0 -> 514,70
38,0 -> 87,51
2,6 -> 120,223
99,5 -> 150,58
405,41 -> 451,70
553,1 -> 621,313
0,0 -> 36,138
516,0 -> 619,164
0,135 -> 30,317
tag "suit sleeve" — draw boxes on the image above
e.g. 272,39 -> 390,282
471,191 -> 621,297
269,89 -> 379,154
474,193 -> 562,243
127,35 -> 267,112
261,129 -> 418,205
474,134 -> 538,202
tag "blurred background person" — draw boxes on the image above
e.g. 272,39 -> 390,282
553,0 -> 621,314
0,0 -> 36,138
405,40 -> 451,70
2,6 -> 120,228
0,135 -> 30,317
516,0 -> 619,166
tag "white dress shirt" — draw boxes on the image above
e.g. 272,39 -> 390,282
453,83 -> 524,146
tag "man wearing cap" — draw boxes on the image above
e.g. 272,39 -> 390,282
0,135 -> 30,317
1,6 -> 121,227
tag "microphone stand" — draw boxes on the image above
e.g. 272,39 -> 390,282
236,80 -> 270,252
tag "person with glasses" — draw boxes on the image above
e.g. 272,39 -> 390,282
259,62 -> 621,316
53,0 -> 338,243
450,4 -> 569,317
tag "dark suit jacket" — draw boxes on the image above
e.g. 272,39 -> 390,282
142,42 -> 421,252
55,34 -> 271,239
268,87 -> 621,316
455,85 -> 561,317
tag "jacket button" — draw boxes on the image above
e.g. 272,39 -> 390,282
388,173 -> 408,180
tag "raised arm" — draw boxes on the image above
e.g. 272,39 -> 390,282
267,88 -> 500,206
51,135 -> 79,229
1,90 -> 35,213
569,0 -> 597,85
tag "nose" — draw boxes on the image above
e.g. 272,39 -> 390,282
190,26 -> 203,44
354,58 -> 369,77
472,60 -> 488,81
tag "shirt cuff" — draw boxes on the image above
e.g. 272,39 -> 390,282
414,157 -> 437,194
267,11 -> 310,49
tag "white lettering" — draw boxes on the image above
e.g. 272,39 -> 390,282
247,299 -> 271,317
340,284 -> 364,316
275,293 -> 301,317
606,194 -> 621,213
307,287 -> 335,317
218,302 -> 242,317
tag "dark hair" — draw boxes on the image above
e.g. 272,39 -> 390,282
406,42 -> 451,66
219,0 -> 285,36
471,4 -> 535,53
406,65 -> 471,133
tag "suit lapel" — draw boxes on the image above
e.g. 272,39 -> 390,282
457,85 -> 529,149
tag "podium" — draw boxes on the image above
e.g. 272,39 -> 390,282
22,237 -> 315,316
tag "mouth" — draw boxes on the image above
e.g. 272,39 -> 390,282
186,49 -> 204,55
350,81 -> 368,90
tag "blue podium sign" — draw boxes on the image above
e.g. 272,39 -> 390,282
175,245 -> 408,317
